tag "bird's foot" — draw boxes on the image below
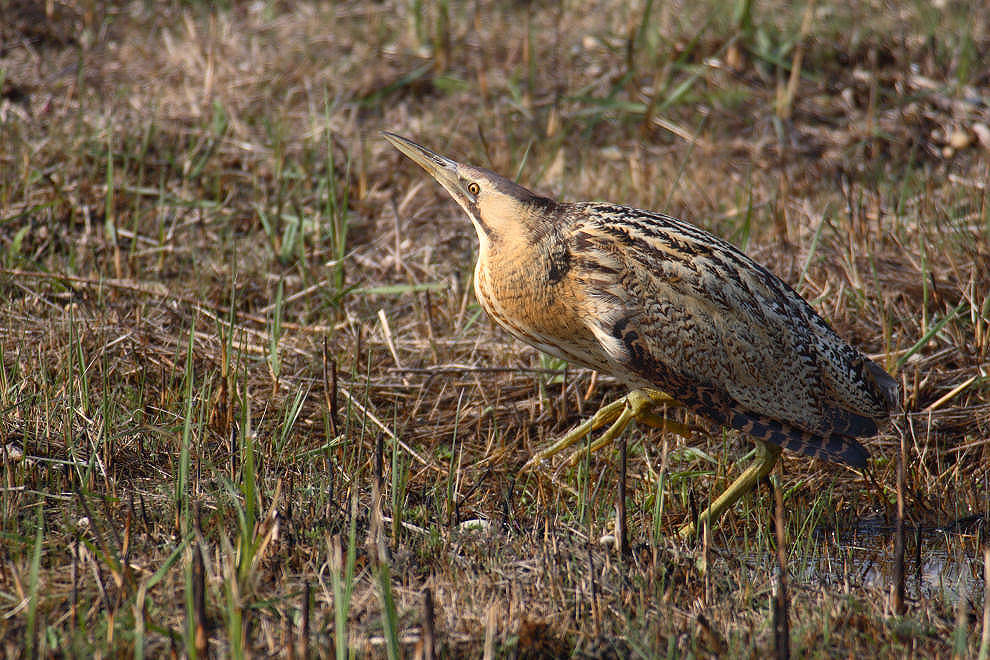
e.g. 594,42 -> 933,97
522,388 -> 695,472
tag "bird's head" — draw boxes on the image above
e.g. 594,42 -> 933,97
383,132 -> 555,253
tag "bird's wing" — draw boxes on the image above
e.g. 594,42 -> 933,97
568,205 -> 891,463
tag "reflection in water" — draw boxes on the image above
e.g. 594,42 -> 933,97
796,514 -> 988,603
794,545 -> 982,603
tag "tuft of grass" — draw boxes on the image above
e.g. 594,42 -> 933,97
330,496 -> 359,660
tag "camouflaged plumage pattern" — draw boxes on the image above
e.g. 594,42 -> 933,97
474,197 -> 898,468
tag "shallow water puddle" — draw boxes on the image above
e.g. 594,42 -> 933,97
794,515 -> 988,603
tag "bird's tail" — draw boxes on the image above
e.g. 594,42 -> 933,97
724,408 -> 869,468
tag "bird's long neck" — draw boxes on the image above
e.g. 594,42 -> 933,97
473,226 -> 539,336
473,207 -> 560,311
472,209 -> 606,370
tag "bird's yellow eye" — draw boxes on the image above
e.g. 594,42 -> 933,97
468,182 -> 481,196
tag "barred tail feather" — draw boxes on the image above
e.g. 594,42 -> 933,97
726,409 -> 869,468
625,351 -> 875,468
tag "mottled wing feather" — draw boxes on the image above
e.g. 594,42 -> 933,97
614,326 -> 870,466
568,203 -> 896,465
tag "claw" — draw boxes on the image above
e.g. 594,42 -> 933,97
521,396 -> 629,471
523,389 -> 693,471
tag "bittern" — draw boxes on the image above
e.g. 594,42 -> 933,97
384,132 -> 898,537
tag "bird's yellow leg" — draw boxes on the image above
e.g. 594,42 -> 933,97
522,397 -> 629,471
678,441 -> 782,539
522,389 -> 693,471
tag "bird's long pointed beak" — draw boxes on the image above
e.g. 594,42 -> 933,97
382,132 -> 460,190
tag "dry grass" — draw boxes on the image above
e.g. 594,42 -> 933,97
1,0 -> 988,656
